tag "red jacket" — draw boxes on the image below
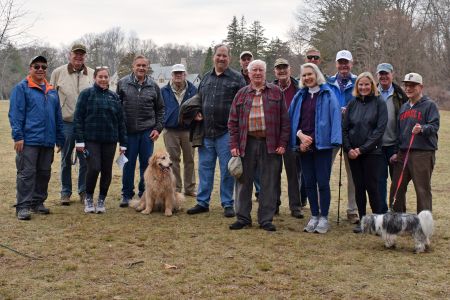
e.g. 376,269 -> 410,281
228,82 -> 290,157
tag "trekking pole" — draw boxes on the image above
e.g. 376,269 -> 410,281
391,133 -> 416,211
337,145 -> 343,224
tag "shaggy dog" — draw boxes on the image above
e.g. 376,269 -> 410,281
361,210 -> 434,253
129,150 -> 183,216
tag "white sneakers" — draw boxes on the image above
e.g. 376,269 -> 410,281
304,216 -> 329,234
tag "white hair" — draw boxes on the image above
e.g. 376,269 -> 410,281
299,63 -> 326,88
248,59 -> 266,72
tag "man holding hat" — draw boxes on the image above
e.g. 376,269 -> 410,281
389,73 -> 439,213
9,55 -> 65,220
117,55 -> 165,207
161,64 -> 197,196
239,51 -> 253,84
50,43 -> 94,205
376,63 -> 407,211
327,50 -> 358,224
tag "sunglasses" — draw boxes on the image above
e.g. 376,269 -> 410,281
33,64 -> 48,70
306,55 -> 320,60
95,66 -> 109,69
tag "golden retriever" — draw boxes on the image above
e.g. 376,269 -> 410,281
129,150 -> 183,216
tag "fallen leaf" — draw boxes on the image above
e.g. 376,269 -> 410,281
164,263 -> 178,269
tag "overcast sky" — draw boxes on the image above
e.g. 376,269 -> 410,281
22,0 -> 302,48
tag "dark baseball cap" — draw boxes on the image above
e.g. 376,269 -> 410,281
71,43 -> 87,53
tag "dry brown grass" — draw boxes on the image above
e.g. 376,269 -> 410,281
0,101 -> 449,299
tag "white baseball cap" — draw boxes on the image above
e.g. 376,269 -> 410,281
171,64 -> 186,73
336,50 -> 353,61
402,73 -> 423,84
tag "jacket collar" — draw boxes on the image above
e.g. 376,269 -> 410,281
67,63 -> 88,75
26,75 -> 53,94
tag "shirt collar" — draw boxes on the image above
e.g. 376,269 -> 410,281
67,63 -> 88,75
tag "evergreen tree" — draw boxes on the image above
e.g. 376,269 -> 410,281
202,47 -> 213,75
246,21 -> 267,58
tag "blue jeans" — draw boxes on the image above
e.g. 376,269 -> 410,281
122,130 -> 154,199
61,121 -> 87,196
300,149 -> 333,217
197,132 -> 234,208
378,145 -> 396,213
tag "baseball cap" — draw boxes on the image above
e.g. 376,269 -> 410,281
171,64 -> 186,72
71,43 -> 87,53
240,51 -> 253,59
274,58 -> 289,67
29,55 -> 47,66
377,63 -> 394,74
402,73 -> 423,84
335,50 -> 353,61
228,156 -> 243,179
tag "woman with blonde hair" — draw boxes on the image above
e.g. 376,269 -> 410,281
343,72 -> 387,233
289,63 -> 342,234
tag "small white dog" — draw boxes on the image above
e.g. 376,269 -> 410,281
361,210 -> 433,253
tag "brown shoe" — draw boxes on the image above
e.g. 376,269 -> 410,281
184,191 -> 197,197
61,195 -> 71,206
79,192 -> 86,204
347,213 -> 360,224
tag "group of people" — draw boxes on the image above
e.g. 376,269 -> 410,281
9,45 -> 194,219
9,43 -> 439,236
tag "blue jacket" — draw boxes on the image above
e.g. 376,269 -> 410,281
9,76 -> 64,148
161,80 -> 197,129
288,84 -> 342,150
327,73 -> 357,108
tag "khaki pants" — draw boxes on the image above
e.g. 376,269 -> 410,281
389,150 -> 435,213
332,147 -> 357,214
163,129 -> 196,194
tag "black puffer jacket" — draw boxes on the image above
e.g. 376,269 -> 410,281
116,74 -> 165,134
343,94 -> 387,154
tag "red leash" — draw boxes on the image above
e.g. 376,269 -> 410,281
392,133 -> 416,208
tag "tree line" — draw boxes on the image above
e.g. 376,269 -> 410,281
0,0 -> 449,108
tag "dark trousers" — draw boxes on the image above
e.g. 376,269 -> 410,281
85,142 -> 117,197
15,146 -> 54,210
276,148 -> 302,212
300,149 -> 333,217
378,145 -> 396,213
348,154 -> 383,219
389,150 -> 435,213
235,137 -> 282,226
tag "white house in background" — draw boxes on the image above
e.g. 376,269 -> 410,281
150,63 -> 201,88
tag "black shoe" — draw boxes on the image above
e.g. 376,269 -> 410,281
260,223 -> 276,231
187,204 -> 209,215
119,197 -> 130,208
16,208 -> 31,220
353,224 -> 362,234
224,206 -> 235,218
229,221 -> 251,230
31,204 -> 50,214
291,210 -> 304,219
275,207 -> 280,215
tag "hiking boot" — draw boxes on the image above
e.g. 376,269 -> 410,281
291,210 -> 304,219
304,216 -> 319,233
187,204 -> 209,215
353,224 -> 362,234
260,223 -> 276,232
31,204 -> 50,214
229,221 -> 252,230
16,208 -> 31,220
347,213 -> 360,224
61,195 -> 71,206
119,197 -> 130,208
224,206 -> 235,218
96,198 -> 106,214
79,192 -> 86,204
314,217 -> 329,234
84,196 -> 95,213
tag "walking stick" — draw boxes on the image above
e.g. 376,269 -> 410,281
337,145 -> 343,224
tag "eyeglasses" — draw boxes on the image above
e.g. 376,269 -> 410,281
306,55 -> 320,60
33,64 -> 48,70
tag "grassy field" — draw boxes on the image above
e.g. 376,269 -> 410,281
0,100 -> 449,299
